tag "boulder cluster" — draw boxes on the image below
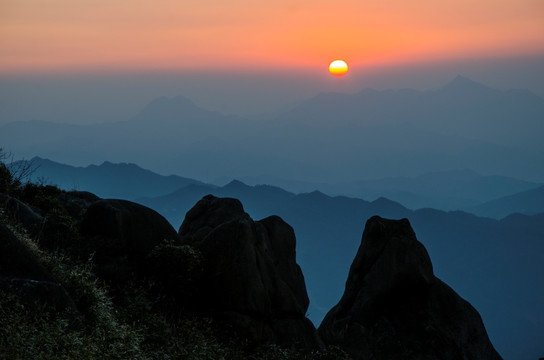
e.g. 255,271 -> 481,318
1,190 -> 502,358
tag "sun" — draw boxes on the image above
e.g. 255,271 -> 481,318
329,60 -> 348,76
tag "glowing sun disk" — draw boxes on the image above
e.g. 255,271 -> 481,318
329,59 -> 348,76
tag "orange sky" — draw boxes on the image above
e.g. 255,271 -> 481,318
1,0 -> 543,73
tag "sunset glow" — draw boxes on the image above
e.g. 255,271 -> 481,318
0,0 -> 543,73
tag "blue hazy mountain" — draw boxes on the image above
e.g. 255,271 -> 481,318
0,96 -> 254,174
277,75 -> 544,150
14,156 -> 203,200
237,169 -> 541,210
138,179 -> 544,360
22,157 -> 541,214
468,184 -> 544,219
1,77 -> 544,183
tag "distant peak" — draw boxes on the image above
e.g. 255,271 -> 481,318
453,74 -> 472,82
300,190 -> 330,200
449,75 -> 478,86
372,196 -> 394,204
97,161 -> 140,170
224,179 -> 249,189
441,75 -> 493,92
371,196 -> 406,209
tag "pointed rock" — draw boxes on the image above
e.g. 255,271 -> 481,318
318,216 -> 502,360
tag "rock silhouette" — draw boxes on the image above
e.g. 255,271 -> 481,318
318,216 -> 502,360
1,185 -> 504,357
80,199 -> 178,258
79,199 -> 179,282
179,195 -> 322,350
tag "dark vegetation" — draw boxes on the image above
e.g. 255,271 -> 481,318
0,149 -> 349,359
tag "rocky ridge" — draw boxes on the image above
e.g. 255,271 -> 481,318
0,180 -> 502,358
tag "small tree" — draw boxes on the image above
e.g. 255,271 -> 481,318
0,148 -> 36,193
0,162 -> 12,193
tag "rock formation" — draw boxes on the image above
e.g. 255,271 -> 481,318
79,199 -> 179,282
1,183 -> 505,358
178,195 -> 322,350
318,216 -> 502,360
80,199 -> 179,257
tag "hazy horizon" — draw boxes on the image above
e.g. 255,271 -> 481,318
2,55 -> 544,127
2,72 -> 544,185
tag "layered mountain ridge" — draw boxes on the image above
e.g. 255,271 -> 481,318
2,76 -> 544,182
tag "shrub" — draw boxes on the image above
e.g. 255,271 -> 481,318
146,242 -> 203,300
0,162 -> 12,193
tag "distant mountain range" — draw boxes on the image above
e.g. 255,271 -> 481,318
468,184 -> 544,219
8,156 -> 544,359
278,76 -> 544,151
237,170 -> 541,212
2,76 -> 544,183
19,157 -> 543,217
13,157 -> 203,200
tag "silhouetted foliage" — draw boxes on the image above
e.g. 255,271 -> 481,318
0,148 -> 36,194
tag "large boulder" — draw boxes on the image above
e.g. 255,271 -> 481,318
80,199 -> 179,258
57,190 -> 100,218
178,195 -> 321,350
318,216 -> 502,360
79,199 -> 179,282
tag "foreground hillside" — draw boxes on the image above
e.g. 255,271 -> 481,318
0,161 -> 347,359
6,157 -> 544,359
0,161 -> 502,359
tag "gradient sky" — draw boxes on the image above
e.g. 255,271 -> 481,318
1,0 -> 544,73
